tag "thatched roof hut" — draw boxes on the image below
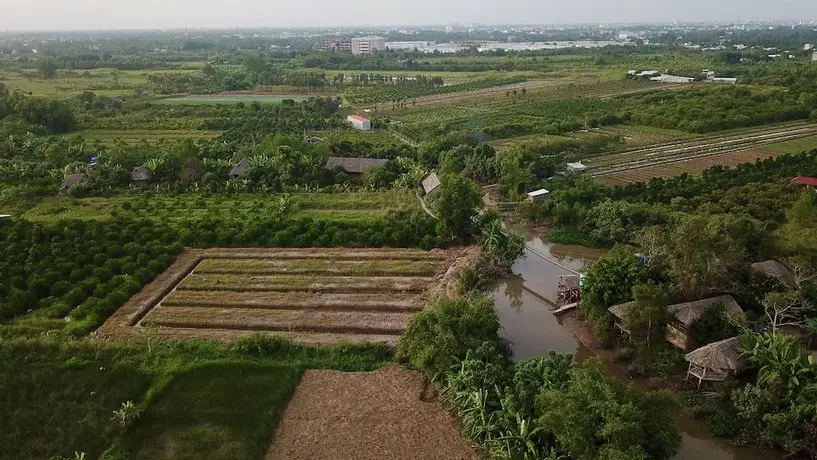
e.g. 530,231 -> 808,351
422,172 -> 441,196
751,260 -> 797,289
59,173 -> 85,194
325,157 -> 388,175
667,295 -> 743,329
229,158 -> 251,179
685,336 -> 745,388
131,165 -> 153,182
609,295 -> 744,350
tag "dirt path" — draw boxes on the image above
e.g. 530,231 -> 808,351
266,366 -> 478,460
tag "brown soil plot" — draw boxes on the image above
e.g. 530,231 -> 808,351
95,248 -> 459,345
266,366 -> 478,460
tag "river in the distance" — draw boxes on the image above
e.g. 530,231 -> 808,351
491,239 -> 777,460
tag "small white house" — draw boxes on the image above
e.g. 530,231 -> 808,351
812,52 -> 817,62
526,189 -> 550,203
566,162 -> 587,173
347,115 -> 372,131
650,75 -> 695,83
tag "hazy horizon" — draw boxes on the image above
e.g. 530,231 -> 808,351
2,0 -> 816,32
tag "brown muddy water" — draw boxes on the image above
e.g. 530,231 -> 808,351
491,242 -> 777,460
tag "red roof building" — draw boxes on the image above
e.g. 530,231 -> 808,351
791,176 -> 817,187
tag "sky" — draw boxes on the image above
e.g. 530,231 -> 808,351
1,0 -> 816,31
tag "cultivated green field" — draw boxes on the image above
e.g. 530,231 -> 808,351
153,94 -> 313,105
63,129 -> 222,144
18,191 -> 418,224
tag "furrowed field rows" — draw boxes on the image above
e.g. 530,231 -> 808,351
197,248 -> 449,261
589,122 -> 817,180
195,258 -> 441,276
596,147 -> 794,186
162,291 -> 423,312
141,307 -> 412,335
98,248 -> 460,344
177,274 -> 433,293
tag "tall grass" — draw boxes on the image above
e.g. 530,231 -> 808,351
0,336 -> 391,459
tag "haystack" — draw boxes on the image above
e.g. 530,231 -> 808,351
131,165 -> 153,182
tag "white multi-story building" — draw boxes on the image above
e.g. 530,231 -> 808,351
351,36 -> 386,55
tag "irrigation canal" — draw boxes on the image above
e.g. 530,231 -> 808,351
491,234 -> 777,460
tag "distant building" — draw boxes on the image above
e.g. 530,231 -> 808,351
805,44 -> 814,51
321,37 -> 352,53
791,176 -> 817,188
422,172 -> 441,196
526,189 -> 550,203
566,162 -> 587,173
347,115 -> 372,131
813,52 -> 817,62
702,70 -> 737,84
325,157 -> 388,177
751,260 -> 797,289
229,158 -> 251,179
0,214 -> 11,220
351,36 -> 386,55
650,75 -> 695,83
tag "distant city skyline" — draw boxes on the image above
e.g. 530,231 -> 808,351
2,0 -> 817,32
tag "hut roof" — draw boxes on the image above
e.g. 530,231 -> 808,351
131,165 -> 153,182
229,158 -> 251,179
325,157 -> 388,174
422,172 -> 441,194
60,173 -> 85,191
608,301 -> 635,320
609,295 -> 743,327
667,295 -> 744,328
751,260 -> 797,289
685,336 -> 745,373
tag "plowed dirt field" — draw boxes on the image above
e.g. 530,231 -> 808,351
96,248 -> 459,345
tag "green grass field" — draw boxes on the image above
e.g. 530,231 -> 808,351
0,338 -> 390,460
63,130 -> 222,144
759,134 -> 817,155
153,95 -> 312,105
18,191 -> 418,224
0,68 -> 199,98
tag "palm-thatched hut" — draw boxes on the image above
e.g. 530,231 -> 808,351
131,165 -> 153,183
667,295 -> 744,350
751,260 -> 797,289
59,173 -> 85,194
422,172 -> 441,197
608,295 -> 744,350
325,157 -> 388,177
685,336 -> 745,389
229,158 -> 251,180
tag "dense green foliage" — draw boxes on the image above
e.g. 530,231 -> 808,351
395,297 -> 501,377
398,294 -> 681,459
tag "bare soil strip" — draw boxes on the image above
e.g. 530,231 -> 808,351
162,291 -> 422,312
198,248 -> 448,261
96,247 -> 463,344
142,307 -> 412,335
178,274 -> 433,293
194,258 -> 440,276
266,366 -> 478,460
